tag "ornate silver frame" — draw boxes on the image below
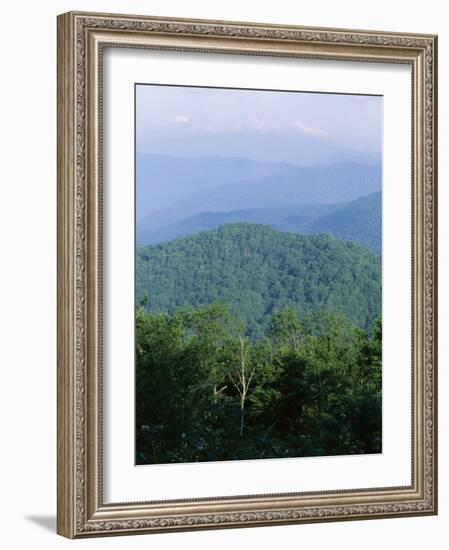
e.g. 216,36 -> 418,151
57,11 -> 438,538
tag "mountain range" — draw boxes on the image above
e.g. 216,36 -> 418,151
136,154 -> 382,250
138,128 -> 382,167
137,191 -> 381,253
136,154 -> 289,220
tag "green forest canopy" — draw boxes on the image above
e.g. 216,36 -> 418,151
136,223 -> 381,339
136,303 -> 382,464
136,223 -> 382,464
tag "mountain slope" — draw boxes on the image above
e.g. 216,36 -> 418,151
304,191 -> 382,252
137,161 -> 381,232
136,154 -> 289,220
137,192 -> 382,253
137,224 -> 381,338
136,203 -> 340,245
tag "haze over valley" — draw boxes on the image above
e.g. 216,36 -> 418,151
136,154 -> 382,253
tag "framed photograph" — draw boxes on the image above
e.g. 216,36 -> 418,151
57,11 -> 438,538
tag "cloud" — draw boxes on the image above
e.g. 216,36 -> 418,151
167,114 -> 328,138
171,114 -> 190,124
245,116 -> 271,131
290,120 -> 328,137
244,117 -> 328,137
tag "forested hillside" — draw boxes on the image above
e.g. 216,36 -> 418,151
136,224 -> 381,338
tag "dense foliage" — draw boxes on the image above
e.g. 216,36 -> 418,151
136,224 -> 381,338
136,302 -> 382,464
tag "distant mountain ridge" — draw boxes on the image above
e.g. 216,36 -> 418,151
137,157 -> 382,233
137,191 -> 382,253
136,224 -> 381,338
137,203 -> 339,246
136,154 -> 291,220
138,128 -> 381,166
305,191 -> 382,252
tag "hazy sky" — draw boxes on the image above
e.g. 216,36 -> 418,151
136,84 -> 382,164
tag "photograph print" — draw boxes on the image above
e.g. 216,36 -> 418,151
135,84 -> 382,466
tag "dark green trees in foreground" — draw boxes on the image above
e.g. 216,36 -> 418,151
136,302 -> 382,464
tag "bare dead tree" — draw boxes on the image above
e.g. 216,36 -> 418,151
213,383 -> 228,403
228,336 -> 256,436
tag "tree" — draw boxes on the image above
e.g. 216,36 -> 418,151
225,336 -> 255,436
135,302 -> 382,464
268,306 -> 303,352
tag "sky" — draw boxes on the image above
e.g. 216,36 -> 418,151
136,84 -> 383,165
